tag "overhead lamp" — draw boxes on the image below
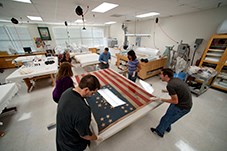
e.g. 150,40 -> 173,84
75,6 -> 89,31
27,16 -> 43,21
136,12 -> 160,18
11,18 -> 19,24
105,21 -> 116,25
92,2 -> 118,13
13,0 -> 31,3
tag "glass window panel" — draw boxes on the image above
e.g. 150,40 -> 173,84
82,38 -> 93,47
81,27 -> 92,38
69,27 -> 81,38
52,27 -> 68,39
70,38 -> 82,46
93,27 -> 104,37
0,26 -> 10,40
93,38 -> 104,46
0,41 -> 13,51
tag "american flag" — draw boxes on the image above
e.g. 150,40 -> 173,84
75,68 -> 155,133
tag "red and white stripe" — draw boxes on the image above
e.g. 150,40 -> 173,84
75,68 -> 154,109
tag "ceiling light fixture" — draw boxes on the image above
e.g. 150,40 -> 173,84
105,21 -> 116,25
75,6 -> 89,30
136,12 -> 160,18
92,2 -> 118,13
27,16 -> 43,21
13,0 -> 31,4
11,18 -> 19,24
75,19 -> 85,23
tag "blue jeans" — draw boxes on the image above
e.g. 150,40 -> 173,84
128,72 -> 137,82
156,104 -> 190,136
100,62 -> 109,69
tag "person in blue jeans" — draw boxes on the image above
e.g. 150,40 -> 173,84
127,50 -> 141,82
150,68 -> 192,137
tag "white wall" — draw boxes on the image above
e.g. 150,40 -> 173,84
109,23 -> 125,48
109,6 -> 227,64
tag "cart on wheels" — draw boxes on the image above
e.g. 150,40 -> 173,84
185,66 -> 217,97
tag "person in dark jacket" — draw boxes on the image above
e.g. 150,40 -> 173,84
52,62 -> 74,103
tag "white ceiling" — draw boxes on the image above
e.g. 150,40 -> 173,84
0,0 -> 227,25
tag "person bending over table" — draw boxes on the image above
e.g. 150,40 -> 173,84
60,51 -> 71,65
56,74 -> 101,151
150,68 -> 192,137
99,47 -> 111,69
52,62 -> 74,103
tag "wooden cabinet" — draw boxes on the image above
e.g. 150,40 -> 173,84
0,55 -> 20,69
89,48 -> 97,53
0,52 -> 46,69
199,34 -> 227,91
116,53 -> 167,80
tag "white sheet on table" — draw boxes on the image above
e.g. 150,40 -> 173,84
13,55 -> 44,63
74,53 -> 100,67
98,88 -> 125,107
6,57 -> 58,82
0,83 -> 18,114
135,47 -> 160,56
139,80 -> 154,94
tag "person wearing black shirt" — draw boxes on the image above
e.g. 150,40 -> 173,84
56,74 -> 101,151
150,68 -> 192,137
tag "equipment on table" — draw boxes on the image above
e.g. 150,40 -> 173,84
186,66 -> 217,96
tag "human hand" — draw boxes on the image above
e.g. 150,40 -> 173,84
103,61 -> 107,64
132,71 -> 136,77
150,96 -> 161,101
162,89 -> 168,93
97,136 -> 103,142
95,135 -> 103,145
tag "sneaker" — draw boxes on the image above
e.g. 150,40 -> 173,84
0,131 -> 5,137
166,127 -> 171,132
150,128 -> 163,137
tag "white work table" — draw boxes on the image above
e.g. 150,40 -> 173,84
6,57 -> 58,92
0,83 -> 18,114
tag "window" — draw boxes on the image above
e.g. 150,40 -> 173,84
0,25 -> 35,54
52,26 -> 105,48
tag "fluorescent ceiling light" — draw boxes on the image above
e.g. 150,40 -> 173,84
136,12 -> 160,18
13,0 -> 31,3
105,21 -> 116,25
0,19 -> 11,23
92,2 -> 118,13
75,19 -> 85,23
125,34 -> 151,37
27,16 -> 43,21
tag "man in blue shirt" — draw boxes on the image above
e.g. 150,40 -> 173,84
99,47 -> 111,69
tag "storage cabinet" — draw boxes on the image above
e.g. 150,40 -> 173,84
199,34 -> 227,91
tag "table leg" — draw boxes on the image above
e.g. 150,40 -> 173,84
23,78 -> 33,92
50,74 -> 55,86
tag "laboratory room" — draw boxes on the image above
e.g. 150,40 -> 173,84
0,0 -> 227,150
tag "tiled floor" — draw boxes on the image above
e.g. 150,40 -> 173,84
0,59 -> 227,151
